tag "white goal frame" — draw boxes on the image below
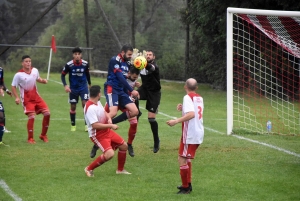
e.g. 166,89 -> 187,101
227,7 -> 300,135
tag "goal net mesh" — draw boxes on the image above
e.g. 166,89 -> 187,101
232,12 -> 300,135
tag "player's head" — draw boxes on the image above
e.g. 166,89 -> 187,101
72,47 -> 82,63
89,85 -> 101,99
121,44 -> 133,61
185,78 -> 198,92
128,67 -> 140,82
146,50 -> 155,63
21,55 -> 31,68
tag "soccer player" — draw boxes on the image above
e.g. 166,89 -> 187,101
61,47 -> 91,132
166,78 -> 204,194
11,55 -> 50,144
137,50 -> 161,153
90,67 -> 141,158
104,44 -> 139,120
84,85 -> 131,177
0,66 -> 12,133
0,100 -> 9,146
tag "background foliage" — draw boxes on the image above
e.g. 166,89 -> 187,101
1,0 -> 300,88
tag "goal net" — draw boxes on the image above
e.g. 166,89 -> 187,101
227,8 -> 300,135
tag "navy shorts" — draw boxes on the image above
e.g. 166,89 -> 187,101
104,85 -> 133,108
69,88 -> 89,104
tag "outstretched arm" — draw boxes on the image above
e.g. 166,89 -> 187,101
166,111 -> 195,127
37,77 -> 47,84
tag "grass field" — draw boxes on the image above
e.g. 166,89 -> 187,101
0,72 -> 300,201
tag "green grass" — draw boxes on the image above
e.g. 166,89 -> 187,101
0,73 -> 300,201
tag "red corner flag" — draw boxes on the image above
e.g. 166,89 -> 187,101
51,35 -> 56,53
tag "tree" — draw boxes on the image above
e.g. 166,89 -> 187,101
181,0 -> 300,89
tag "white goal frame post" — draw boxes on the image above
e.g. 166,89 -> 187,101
227,7 -> 300,135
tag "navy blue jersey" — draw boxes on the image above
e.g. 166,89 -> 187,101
105,54 -> 132,92
61,59 -> 91,92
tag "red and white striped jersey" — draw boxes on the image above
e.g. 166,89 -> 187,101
84,100 -> 109,137
11,67 -> 41,103
182,92 -> 204,144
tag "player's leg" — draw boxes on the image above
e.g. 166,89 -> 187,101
39,109 -> 50,142
85,135 -> 114,177
146,91 -> 161,153
177,143 -> 198,193
104,85 -> 120,118
127,117 -> 138,157
69,92 -> 79,131
35,98 -> 50,142
0,107 -> 7,146
111,131 -> 131,174
134,97 -> 142,121
177,141 -> 190,194
27,113 -> 36,144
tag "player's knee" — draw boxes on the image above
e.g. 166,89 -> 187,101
129,118 -> 138,125
118,142 -> 128,151
28,114 -> 35,120
104,149 -> 114,160
43,111 -> 50,116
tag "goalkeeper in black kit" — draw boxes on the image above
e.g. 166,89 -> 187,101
137,50 -> 161,153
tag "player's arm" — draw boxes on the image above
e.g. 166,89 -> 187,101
11,86 -> 20,105
0,71 -> 12,96
145,63 -> 156,72
85,63 -> 91,87
105,111 -> 112,124
115,71 -> 139,97
61,64 -> 71,92
166,111 -> 194,127
91,122 -> 118,130
37,77 -> 47,84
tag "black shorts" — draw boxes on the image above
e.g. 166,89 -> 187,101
138,87 -> 161,113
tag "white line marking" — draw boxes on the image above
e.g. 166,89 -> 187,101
232,135 -> 300,158
155,107 -> 300,158
0,179 -> 22,201
49,79 -> 300,158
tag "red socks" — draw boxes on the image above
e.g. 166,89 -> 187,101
41,113 -> 50,136
27,116 -> 35,139
88,154 -> 107,170
187,159 -> 192,184
127,122 -> 137,144
117,150 -> 127,171
180,164 -> 189,188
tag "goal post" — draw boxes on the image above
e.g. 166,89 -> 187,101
227,7 -> 300,135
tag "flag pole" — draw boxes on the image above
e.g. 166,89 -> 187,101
47,35 -> 56,80
47,48 -> 52,80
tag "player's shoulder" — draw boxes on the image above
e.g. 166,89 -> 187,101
66,60 -> 74,66
114,55 -> 123,63
0,67 -> 3,71
82,59 -> 88,66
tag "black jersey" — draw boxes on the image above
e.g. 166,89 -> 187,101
139,61 -> 161,91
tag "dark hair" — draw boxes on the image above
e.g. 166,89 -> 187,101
72,47 -> 82,53
89,85 -> 101,98
146,50 -> 155,56
121,44 -> 133,52
22,55 -> 31,61
129,66 -> 140,75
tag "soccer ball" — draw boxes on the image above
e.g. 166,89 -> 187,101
133,56 -> 147,70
